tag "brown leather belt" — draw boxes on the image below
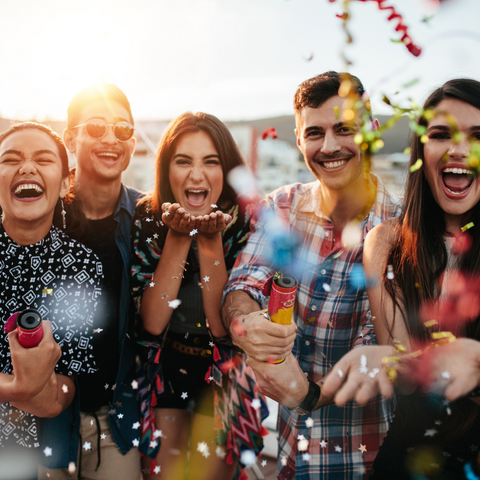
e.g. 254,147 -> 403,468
166,338 -> 212,357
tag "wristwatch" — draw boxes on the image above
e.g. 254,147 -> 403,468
288,379 -> 321,415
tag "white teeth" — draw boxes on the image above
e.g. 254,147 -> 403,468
445,186 -> 469,195
187,190 -> 206,193
322,160 -> 347,169
443,167 -> 472,175
14,184 -> 44,194
96,152 -> 118,158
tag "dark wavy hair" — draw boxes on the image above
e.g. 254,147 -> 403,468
0,122 -> 88,241
293,71 -> 368,126
384,78 -> 480,437
150,111 -> 245,214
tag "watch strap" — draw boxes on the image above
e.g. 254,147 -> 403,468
289,379 -> 321,415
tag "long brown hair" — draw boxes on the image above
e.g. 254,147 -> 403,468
151,112 -> 245,214
0,122 -> 89,242
384,79 -> 480,437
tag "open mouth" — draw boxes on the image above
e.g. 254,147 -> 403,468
442,167 -> 475,195
317,159 -> 349,170
185,189 -> 208,206
13,184 -> 44,199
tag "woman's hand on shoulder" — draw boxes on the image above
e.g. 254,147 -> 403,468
194,210 -> 232,237
161,203 -> 198,236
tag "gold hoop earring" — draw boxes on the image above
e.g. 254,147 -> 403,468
61,198 -> 66,229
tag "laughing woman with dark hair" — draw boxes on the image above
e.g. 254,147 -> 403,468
0,123 -> 101,479
131,112 -> 267,480
321,79 -> 480,479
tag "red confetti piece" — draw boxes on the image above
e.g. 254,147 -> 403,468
262,127 -> 278,140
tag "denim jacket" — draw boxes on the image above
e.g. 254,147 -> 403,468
40,184 -> 144,468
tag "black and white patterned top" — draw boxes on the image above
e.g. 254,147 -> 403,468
0,225 -> 102,449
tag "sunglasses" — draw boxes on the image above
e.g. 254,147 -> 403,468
72,118 -> 134,141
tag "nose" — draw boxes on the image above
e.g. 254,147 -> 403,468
447,136 -> 469,160
189,164 -> 205,182
19,159 -> 37,175
321,130 -> 341,156
101,125 -> 118,145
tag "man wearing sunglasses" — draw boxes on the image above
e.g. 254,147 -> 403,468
38,83 -> 143,480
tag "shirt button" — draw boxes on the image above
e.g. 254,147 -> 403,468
305,341 -> 310,346
311,305 -> 317,311
321,269 -> 326,275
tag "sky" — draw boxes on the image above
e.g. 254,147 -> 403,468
0,0 -> 478,122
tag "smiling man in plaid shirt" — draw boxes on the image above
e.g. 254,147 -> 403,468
222,71 -> 402,479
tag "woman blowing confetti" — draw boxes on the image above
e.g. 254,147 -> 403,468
322,78 -> 480,479
0,123 -> 101,480
131,112 -> 267,480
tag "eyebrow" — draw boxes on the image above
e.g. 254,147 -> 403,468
304,122 -> 352,134
173,153 -> 220,160
427,124 -> 480,133
88,116 -> 130,124
0,149 -> 57,158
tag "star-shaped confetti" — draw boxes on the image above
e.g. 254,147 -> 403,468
131,380 -> 138,390
216,446 -> 226,458
104,384 -> 109,390
442,371 -> 451,379
146,217 -> 153,222
43,446 -> 53,457
335,445 -> 342,453
197,442 -> 210,458
149,282 -> 155,288
298,438 -> 309,451
209,341 -> 214,347
118,413 -> 124,419
251,399 -> 261,410
241,450 -> 256,465
281,456 -> 288,466
94,328 -> 103,334
115,401 -> 122,407
302,453 -> 311,461
214,260 -> 220,266
154,430 -> 163,439
164,211 -> 170,216
168,299 -> 181,309
62,384 -> 69,393
425,429 -> 438,437
211,204 -> 218,208
189,229 -> 198,236
83,442 -> 92,451
181,392 -> 188,400
132,439 -> 140,447
359,355 -> 368,374
261,459 -> 267,467
203,276 -> 210,282
100,434 -> 106,440
320,440 -> 328,448
132,422 -> 140,430
150,440 -> 158,449
153,233 -> 159,239
305,417 -> 314,428
359,444 -> 367,453
146,237 -> 152,244
337,369 -> 344,378
153,466 -> 161,474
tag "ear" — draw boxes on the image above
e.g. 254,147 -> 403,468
129,136 -> 136,156
371,118 -> 380,131
59,175 -> 71,199
63,128 -> 76,153
294,128 -> 302,150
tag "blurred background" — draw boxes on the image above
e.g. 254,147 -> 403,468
0,0 -> 478,477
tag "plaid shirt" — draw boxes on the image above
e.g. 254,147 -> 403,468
225,175 -> 402,479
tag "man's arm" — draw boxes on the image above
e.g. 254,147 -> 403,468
222,290 -> 296,362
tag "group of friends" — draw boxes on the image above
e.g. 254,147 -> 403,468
1,70 -> 480,480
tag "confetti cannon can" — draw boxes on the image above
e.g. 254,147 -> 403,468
268,275 -> 297,363
8,309 -> 43,348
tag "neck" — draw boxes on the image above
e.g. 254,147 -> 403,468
74,170 -> 121,220
2,216 -> 52,246
320,173 -> 376,231
444,213 -> 465,235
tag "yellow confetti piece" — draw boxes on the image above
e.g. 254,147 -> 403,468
42,289 -> 53,294
403,147 -> 411,155
343,109 -> 355,121
410,159 -> 423,172
196,323 -> 202,327
424,319 -> 438,328
306,317 -> 316,324
354,133 -> 363,145
461,222 -> 474,232
334,106 -> 339,119
420,134 -> 429,144
338,79 -> 352,97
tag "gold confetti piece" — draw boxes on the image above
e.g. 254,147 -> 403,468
306,317 -> 316,324
461,222 -> 474,232
403,147 -> 411,155
42,289 -> 53,294
354,133 -> 363,145
424,319 -> 438,328
196,323 -> 201,327
410,159 -> 423,172
334,106 -> 339,119
420,134 -> 429,144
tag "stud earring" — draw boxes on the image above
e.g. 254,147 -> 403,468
61,198 -> 66,229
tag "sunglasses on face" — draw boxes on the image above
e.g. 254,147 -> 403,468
72,118 -> 135,141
